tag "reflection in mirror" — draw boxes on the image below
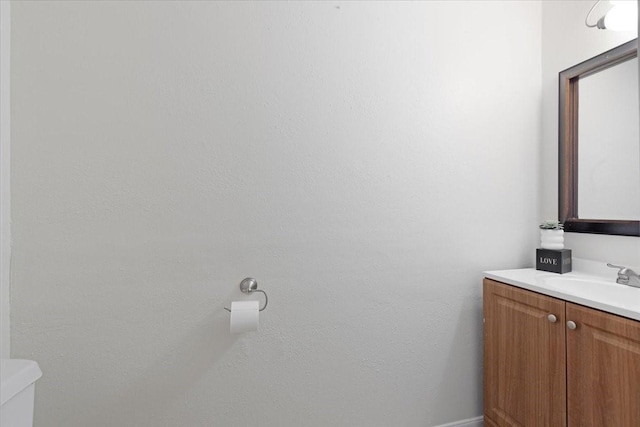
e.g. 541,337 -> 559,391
578,57 -> 640,220
559,38 -> 640,236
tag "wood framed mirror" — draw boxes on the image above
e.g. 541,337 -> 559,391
559,38 -> 639,237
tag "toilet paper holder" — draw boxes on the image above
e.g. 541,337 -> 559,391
224,278 -> 269,312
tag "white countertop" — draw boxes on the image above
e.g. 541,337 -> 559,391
1,359 -> 42,405
484,267 -> 640,321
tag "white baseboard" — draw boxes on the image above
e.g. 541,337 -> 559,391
432,415 -> 483,427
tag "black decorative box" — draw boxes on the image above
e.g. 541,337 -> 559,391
536,249 -> 572,274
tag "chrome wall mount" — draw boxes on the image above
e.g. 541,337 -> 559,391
224,278 -> 269,312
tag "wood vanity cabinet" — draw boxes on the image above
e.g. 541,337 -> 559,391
483,278 -> 640,427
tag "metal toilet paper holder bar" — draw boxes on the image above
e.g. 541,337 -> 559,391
224,278 -> 269,312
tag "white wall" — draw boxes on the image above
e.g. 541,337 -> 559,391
0,0 -> 10,360
541,0 -> 640,267
11,2 -> 541,426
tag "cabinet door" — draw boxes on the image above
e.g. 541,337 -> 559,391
567,303 -> 640,427
483,279 -> 566,427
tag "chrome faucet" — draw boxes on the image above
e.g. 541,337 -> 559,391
607,263 -> 640,288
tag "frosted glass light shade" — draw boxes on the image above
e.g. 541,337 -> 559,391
604,2 -> 637,31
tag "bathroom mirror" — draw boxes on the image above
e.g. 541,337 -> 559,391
559,38 -> 640,237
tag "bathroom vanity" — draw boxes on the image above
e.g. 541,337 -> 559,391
482,269 -> 640,427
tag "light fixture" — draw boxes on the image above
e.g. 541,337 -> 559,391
585,0 -> 638,31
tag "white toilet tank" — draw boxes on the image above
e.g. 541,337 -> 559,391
1,359 -> 42,427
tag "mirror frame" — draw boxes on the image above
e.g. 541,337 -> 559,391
559,38 -> 639,237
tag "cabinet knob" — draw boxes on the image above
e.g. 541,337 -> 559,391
548,314 -> 557,323
567,320 -> 577,330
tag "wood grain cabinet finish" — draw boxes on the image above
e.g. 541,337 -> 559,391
566,302 -> 640,427
483,279 -> 566,427
483,278 -> 640,427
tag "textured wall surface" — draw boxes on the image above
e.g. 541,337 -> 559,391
540,0 -> 639,268
11,2 -> 540,426
1,0 -> 10,359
